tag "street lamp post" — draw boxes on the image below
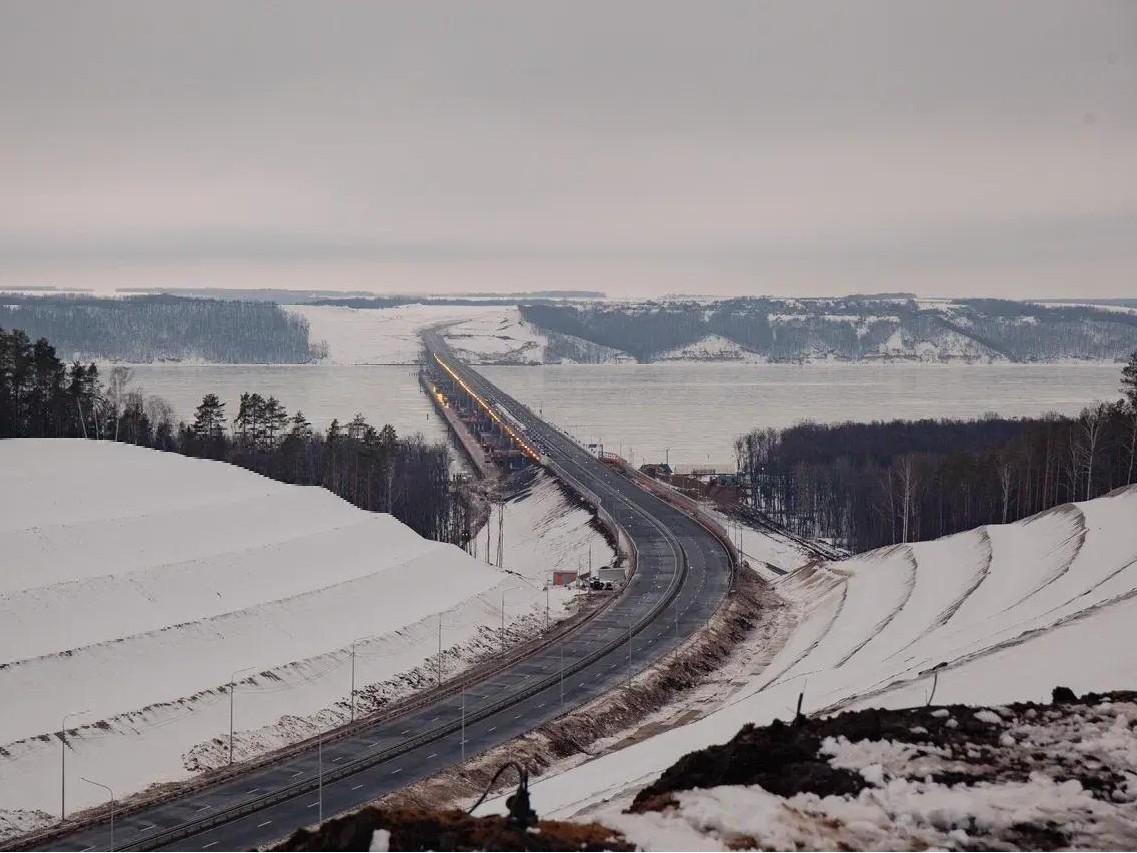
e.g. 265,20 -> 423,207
60,709 -> 90,822
349,635 -> 375,723
318,727 -> 324,824
499,586 -> 522,656
80,777 -> 114,849
229,666 -> 258,766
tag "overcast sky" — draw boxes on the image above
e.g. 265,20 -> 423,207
2,1 -> 1135,298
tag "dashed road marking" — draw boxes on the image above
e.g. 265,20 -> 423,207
391,767 -> 403,775
257,820 -> 272,828
202,843 -> 219,850
427,752 -> 438,759
352,784 -> 364,791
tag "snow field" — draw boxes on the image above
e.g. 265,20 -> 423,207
488,485 -> 1137,819
0,440 -> 583,832
285,303 -> 496,364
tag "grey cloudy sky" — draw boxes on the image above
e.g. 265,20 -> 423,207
2,1 -> 1135,297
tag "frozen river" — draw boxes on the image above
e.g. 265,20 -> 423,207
127,362 -> 1125,469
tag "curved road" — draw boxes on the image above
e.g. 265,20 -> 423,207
42,341 -> 731,852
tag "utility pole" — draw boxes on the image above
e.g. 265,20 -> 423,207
626,619 -> 632,687
496,499 -> 504,568
60,709 -> 89,822
80,777 -> 113,849
349,636 -> 371,723
229,666 -> 256,765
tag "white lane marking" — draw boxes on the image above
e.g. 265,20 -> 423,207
246,788 -> 261,794
195,805 -> 211,811
487,726 -> 497,733
257,820 -> 272,828
333,756 -> 344,763
400,729 -> 411,735
537,703 -> 545,709
202,843 -> 219,850
391,767 -> 403,775
352,784 -> 364,791
290,771 -> 303,777
307,802 -> 319,809
427,752 -> 438,759
430,716 -> 440,722
80,846 -> 95,852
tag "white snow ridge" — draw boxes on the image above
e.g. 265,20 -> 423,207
0,439 -> 566,838
494,484 -> 1137,824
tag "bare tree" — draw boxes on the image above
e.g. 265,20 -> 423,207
105,365 -> 133,442
1077,404 -> 1107,499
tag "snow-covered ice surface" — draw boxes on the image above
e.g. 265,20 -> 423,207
494,485 -> 1137,821
0,440 -> 586,838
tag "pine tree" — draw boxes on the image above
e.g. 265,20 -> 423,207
192,394 -> 226,438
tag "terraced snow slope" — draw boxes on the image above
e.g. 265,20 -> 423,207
0,440 -> 567,835
501,485 -> 1137,818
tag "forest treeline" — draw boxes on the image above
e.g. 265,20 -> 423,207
0,294 -> 313,363
520,298 -> 1137,363
736,352 -> 1137,552
1,326 -> 471,544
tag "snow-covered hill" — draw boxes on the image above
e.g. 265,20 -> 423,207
501,484 -> 1137,819
0,440 -> 587,838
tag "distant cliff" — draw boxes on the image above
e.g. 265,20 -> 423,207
519,297 -> 1137,363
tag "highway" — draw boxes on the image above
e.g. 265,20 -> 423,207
40,338 -> 733,852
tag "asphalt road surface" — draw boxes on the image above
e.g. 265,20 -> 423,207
42,340 -> 732,852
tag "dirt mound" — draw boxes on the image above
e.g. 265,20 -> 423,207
274,805 -> 630,852
632,687 -> 1137,814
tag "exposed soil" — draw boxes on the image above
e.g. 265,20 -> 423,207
632,686 -> 1137,815
273,805 -> 631,852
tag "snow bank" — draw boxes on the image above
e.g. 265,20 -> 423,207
500,485 -> 1137,818
0,440 -> 569,834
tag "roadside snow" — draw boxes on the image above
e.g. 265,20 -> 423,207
0,440 -> 571,837
603,697 -> 1137,850
485,485 -> 1137,820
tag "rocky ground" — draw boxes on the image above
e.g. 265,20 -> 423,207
278,687 -> 1137,850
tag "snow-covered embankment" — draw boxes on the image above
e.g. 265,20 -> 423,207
500,484 -> 1137,819
0,440 -> 603,839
